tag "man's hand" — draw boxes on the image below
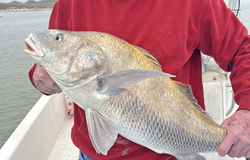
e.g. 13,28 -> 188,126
218,110 -> 250,158
32,64 -> 62,95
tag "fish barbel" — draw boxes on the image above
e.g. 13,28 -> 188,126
24,30 -> 227,160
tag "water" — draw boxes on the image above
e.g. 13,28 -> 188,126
0,10 -> 51,148
0,3 -> 249,150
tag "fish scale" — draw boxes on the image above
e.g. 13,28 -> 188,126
25,30 -> 227,160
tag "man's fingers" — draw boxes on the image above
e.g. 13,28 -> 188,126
236,135 -> 250,158
245,150 -> 250,158
218,110 -> 250,158
218,126 -> 240,157
236,148 -> 248,158
228,144 -> 245,158
218,136 -> 234,157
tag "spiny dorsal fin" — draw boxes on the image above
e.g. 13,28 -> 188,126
174,81 -> 214,121
134,46 -> 162,69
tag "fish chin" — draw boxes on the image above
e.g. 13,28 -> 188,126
25,35 -> 44,58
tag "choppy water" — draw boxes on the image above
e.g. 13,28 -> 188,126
0,10 -> 51,148
0,3 -> 249,149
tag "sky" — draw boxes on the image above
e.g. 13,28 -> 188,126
0,0 -> 250,3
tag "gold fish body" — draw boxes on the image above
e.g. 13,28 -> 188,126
25,30 -> 226,160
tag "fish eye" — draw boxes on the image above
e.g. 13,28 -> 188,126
55,33 -> 64,41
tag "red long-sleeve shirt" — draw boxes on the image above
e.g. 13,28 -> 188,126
29,0 -> 250,159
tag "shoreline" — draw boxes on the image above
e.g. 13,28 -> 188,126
0,8 -> 52,12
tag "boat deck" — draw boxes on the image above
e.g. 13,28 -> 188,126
47,116 -> 78,160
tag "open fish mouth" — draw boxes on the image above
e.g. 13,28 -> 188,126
25,35 -> 44,58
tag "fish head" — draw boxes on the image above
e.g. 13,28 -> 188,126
25,30 -> 106,88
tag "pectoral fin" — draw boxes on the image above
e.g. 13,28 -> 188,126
85,108 -> 118,155
95,69 -> 175,96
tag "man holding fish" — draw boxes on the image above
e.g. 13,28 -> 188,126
26,0 -> 250,159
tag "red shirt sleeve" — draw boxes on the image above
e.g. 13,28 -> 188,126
197,0 -> 250,110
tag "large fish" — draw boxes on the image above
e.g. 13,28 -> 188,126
24,30 -> 227,160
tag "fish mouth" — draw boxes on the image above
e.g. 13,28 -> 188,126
24,35 -> 44,58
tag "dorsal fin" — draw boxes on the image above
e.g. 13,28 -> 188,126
174,81 -> 214,121
134,46 -> 162,69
